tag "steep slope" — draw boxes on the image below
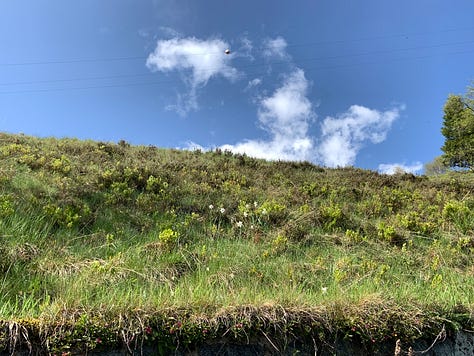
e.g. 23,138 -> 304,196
0,132 -> 473,354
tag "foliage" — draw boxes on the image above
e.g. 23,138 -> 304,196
441,84 -> 474,169
424,155 -> 448,176
158,228 -> 180,246
0,132 -> 472,354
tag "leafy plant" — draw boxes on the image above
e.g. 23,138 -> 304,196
159,228 -> 180,246
443,200 -> 473,233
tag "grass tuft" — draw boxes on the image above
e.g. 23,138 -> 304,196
0,132 -> 472,353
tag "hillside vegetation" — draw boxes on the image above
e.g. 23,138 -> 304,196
0,132 -> 473,354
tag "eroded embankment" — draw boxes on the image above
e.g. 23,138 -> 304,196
73,331 -> 474,355
1,322 -> 473,355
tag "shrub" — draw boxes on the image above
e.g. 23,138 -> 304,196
397,211 -> 438,235
376,222 -> 403,244
319,203 -> 352,232
43,202 -> 91,229
256,200 -> 287,224
442,200 -> 473,233
159,228 -> 180,246
105,182 -> 134,205
0,195 -> 14,218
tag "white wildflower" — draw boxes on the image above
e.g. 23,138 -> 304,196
243,212 -> 248,218
209,204 -> 214,210
220,207 -> 225,214
321,287 -> 328,294
236,221 -> 243,228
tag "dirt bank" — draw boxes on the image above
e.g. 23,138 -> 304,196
2,330 -> 473,355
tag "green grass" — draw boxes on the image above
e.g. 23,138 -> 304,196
0,132 -> 473,353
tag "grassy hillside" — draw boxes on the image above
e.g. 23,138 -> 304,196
0,132 -> 473,354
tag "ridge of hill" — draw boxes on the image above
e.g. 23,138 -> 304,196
0,132 -> 473,354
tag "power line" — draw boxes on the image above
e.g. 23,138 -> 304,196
1,38 -> 473,89
0,55 -> 145,67
302,48 -> 474,74
0,80 -> 174,95
0,72 -> 152,86
1,47 -> 472,95
285,25 -> 474,50
1,26 -> 473,67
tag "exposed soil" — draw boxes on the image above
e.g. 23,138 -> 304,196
2,330 -> 473,355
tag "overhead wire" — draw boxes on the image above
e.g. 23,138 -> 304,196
0,27 -> 473,95
1,25 -> 473,66
2,38 -> 473,84
0,55 -> 145,67
2,46 -> 473,95
1,50 -> 473,95
0,72 -> 152,87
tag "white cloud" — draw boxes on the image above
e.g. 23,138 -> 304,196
165,90 -> 198,117
378,162 -> 423,175
262,37 -> 288,59
245,78 -> 262,91
159,34 -> 405,168
258,69 -> 313,137
182,141 -> 206,151
158,26 -> 182,38
318,105 -> 402,167
236,37 -> 254,60
146,37 -> 238,116
221,68 -> 315,161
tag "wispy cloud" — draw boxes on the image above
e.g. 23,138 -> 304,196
262,36 -> 288,59
183,141 -> 206,151
236,37 -> 254,60
245,78 -> 262,91
146,37 -> 238,116
158,26 -> 182,38
221,68 -> 315,161
378,162 -> 423,175
317,105 -> 403,167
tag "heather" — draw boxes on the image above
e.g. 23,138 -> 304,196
0,133 -> 472,354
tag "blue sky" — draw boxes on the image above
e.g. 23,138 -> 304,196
1,1 -> 473,173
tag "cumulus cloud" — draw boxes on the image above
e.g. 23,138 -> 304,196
221,68 -> 315,161
160,34 -> 404,168
146,37 -> 238,116
218,69 -> 403,166
258,69 -> 312,138
378,162 -> 423,175
318,105 -> 403,167
262,37 -> 288,59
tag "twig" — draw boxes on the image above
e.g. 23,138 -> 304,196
394,339 -> 401,356
261,330 -> 279,352
121,329 -> 134,355
414,324 -> 446,354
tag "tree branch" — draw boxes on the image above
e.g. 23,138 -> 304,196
465,103 -> 474,114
